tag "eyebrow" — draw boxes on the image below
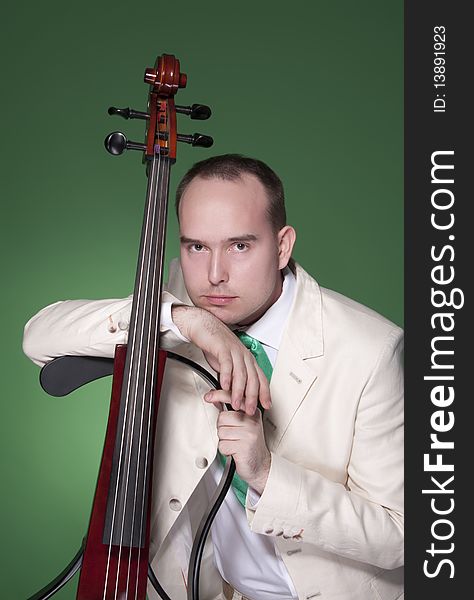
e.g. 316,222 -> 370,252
180,234 -> 258,244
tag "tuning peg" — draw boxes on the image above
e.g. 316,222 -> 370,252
108,106 -> 150,120
177,133 -> 214,148
104,131 -> 146,155
175,104 -> 212,120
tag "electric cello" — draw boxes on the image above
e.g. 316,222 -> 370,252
29,53 -> 236,600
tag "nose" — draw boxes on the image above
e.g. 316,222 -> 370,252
208,251 -> 229,286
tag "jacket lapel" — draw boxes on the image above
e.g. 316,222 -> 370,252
264,265 -> 324,450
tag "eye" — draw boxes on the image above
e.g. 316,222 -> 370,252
233,242 -> 248,252
188,243 -> 206,252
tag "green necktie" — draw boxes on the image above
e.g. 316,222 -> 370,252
219,331 -> 273,507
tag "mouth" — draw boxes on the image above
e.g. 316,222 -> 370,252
203,295 -> 238,306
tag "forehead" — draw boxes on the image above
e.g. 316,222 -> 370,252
178,174 -> 272,238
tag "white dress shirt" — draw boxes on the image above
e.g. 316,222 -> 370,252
163,269 -> 298,600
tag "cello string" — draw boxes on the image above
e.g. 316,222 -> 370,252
133,155 -> 170,600
104,151 -> 156,599
103,149 -> 161,600
116,149 -> 164,599
140,154 -> 169,591
128,151 -> 169,599
131,153 -> 163,597
117,146 -> 159,598
128,149 -> 169,598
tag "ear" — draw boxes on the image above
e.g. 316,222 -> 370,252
277,226 -> 296,269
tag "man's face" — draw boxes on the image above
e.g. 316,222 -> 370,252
178,174 -> 286,326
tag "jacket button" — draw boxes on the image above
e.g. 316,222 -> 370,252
195,457 -> 209,469
118,320 -> 129,331
169,498 -> 182,512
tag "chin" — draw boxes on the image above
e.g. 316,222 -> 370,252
206,306 -> 238,325
194,303 -> 238,325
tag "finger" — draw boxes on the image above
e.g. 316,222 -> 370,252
203,394 -> 224,410
217,425 -> 242,441
204,389 -> 232,406
230,352 -> 247,410
256,365 -> 272,410
242,355 -> 259,416
217,409 -> 246,427
218,440 -> 237,456
218,353 -> 233,391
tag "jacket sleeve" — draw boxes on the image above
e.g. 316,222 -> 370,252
23,258 -> 194,366
246,328 -> 404,570
23,292 -> 187,367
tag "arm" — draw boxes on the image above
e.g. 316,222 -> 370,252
22,292 -> 186,367
23,274 -> 270,412
246,328 -> 404,570
22,258 -> 194,367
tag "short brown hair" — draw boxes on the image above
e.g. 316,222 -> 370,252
175,154 -> 287,232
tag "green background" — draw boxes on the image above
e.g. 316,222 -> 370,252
0,1 -> 402,597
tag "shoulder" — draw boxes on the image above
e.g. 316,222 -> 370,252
321,285 -> 402,337
294,263 -> 403,358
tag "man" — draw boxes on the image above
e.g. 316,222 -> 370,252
23,154 -> 404,600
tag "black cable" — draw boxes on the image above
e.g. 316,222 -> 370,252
148,456 -> 235,600
187,455 -> 235,600
27,542 -> 84,600
148,563 -> 172,600
152,353 -> 236,600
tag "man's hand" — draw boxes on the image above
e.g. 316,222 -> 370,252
214,404 -> 271,495
172,305 -> 271,415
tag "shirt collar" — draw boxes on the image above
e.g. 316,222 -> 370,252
240,268 -> 296,352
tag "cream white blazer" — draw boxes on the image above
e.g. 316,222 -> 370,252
23,261 -> 404,600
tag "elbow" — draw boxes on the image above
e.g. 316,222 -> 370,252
377,549 -> 404,570
23,321 -> 47,367
374,514 -> 404,570
366,537 -> 403,570
22,301 -> 64,366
